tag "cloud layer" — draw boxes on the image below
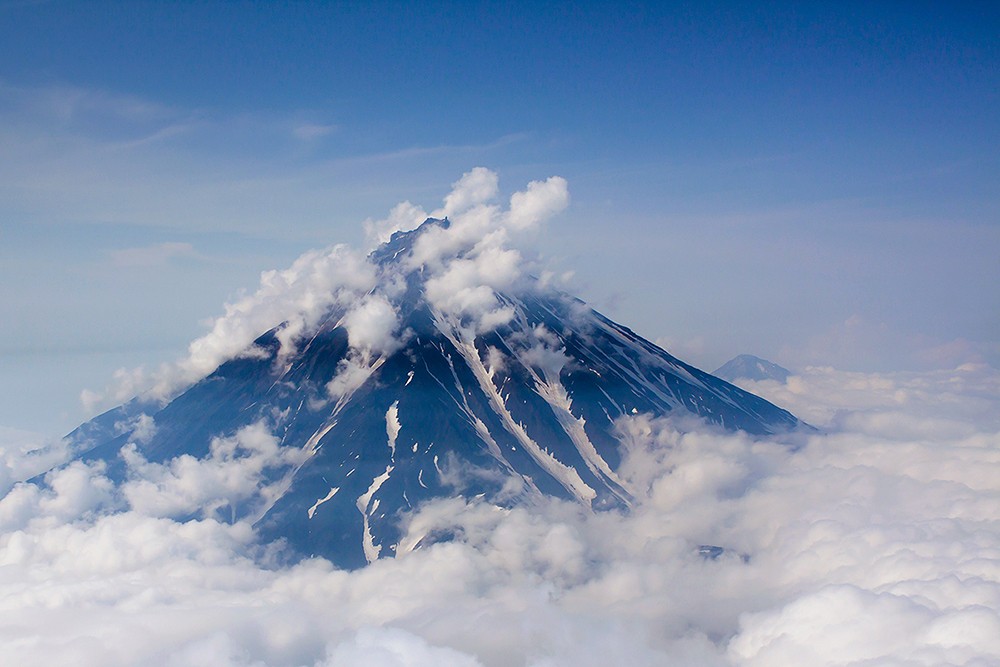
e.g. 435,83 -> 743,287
2,363 -> 998,665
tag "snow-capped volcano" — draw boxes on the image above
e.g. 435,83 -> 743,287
63,173 -> 803,569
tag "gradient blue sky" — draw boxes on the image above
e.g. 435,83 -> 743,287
1,1 -> 997,435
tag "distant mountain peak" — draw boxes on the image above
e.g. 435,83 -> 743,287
714,354 -> 791,383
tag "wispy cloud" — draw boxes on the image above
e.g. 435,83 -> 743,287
0,80 -> 533,241
108,242 -> 202,267
292,122 -> 337,141
0,80 -> 196,140
328,132 -> 532,167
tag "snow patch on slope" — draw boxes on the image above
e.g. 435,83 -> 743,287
385,401 -> 401,460
356,466 -> 393,563
307,487 -> 339,519
437,313 -> 596,504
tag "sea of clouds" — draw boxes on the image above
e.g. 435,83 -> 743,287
1,170 -> 998,666
3,360 -> 997,666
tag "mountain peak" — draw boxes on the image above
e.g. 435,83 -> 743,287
371,217 -> 449,264
714,354 -> 791,383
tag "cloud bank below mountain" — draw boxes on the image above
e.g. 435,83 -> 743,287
2,363 -> 997,666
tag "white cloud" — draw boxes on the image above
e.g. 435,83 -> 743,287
728,361 -> 1000,429
115,413 -> 157,444
341,294 -> 402,355
729,584 -> 1000,666
435,166 -> 499,219
505,175 -> 569,231
121,420 -> 308,521
82,243 -> 378,411
0,427 -> 72,497
0,460 -> 114,531
321,295 -> 405,403
408,168 -> 570,335
322,627 -> 484,667
3,364 -> 998,665
325,351 -> 382,402
517,325 -> 571,379
423,249 -> 520,331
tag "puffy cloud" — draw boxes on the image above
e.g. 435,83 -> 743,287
186,244 -> 376,372
322,627 -> 484,667
121,420 -> 308,521
505,176 -> 569,231
423,246 -> 521,331
0,427 -> 73,497
2,364 -> 998,665
325,352 -> 382,402
0,460 -> 114,531
321,295 -> 404,403
81,365 -> 157,414
409,168 -> 569,335
407,205 -> 496,270
435,166 -> 500,219
407,170 -> 568,272
83,243 -> 378,411
115,413 -> 157,444
326,167 -> 568,402
729,585 -> 1000,666
341,294 -> 402,355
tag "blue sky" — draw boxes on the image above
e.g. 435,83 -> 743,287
1,1 -> 997,434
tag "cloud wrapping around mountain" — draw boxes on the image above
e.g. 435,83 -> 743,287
121,420 -> 308,521
80,168 -> 569,413
2,363 -> 997,666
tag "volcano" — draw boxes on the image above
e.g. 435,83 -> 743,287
65,189 -> 802,569
714,354 -> 792,383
